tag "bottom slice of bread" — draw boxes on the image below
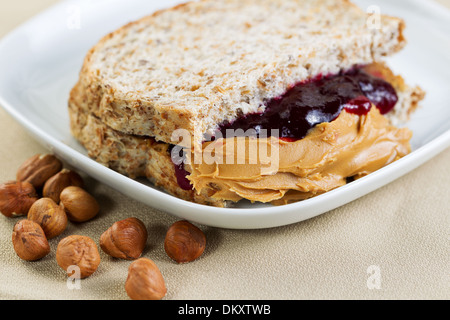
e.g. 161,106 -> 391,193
69,105 -> 228,207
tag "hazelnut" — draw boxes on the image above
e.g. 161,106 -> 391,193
28,198 -> 68,239
16,154 -> 63,189
164,220 -> 206,263
125,258 -> 167,300
56,235 -> 101,279
100,217 -> 148,260
43,169 -> 83,203
0,181 -> 38,217
60,186 -> 99,222
12,220 -> 50,261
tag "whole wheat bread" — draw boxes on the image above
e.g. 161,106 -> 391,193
69,0 -> 407,146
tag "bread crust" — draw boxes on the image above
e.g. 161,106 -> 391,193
70,0 -> 407,146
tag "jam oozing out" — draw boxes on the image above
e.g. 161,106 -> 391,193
169,145 -> 193,190
174,162 -> 192,190
219,68 -> 398,140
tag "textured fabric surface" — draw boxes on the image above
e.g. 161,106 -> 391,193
0,0 -> 449,300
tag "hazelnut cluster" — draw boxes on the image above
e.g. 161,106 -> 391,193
0,154 -> 101,273
1,154 -> 209,300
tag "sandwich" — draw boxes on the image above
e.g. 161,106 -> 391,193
69,0 -> 425,207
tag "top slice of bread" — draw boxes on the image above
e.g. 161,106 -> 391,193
70,0 -> 406,146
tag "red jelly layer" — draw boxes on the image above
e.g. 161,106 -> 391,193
172,67 -> 398,190
170,145 -> 192,190
174,162 -> 192,191
219,67 -> 397,140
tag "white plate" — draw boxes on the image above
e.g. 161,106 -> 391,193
0,0 -> 449,229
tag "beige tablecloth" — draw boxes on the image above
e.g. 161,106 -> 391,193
0,0 -> 449,300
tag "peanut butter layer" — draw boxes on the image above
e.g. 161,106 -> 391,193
187,107 -> 412,205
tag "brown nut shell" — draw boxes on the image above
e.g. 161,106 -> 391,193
56,235 -> 100,279
43,169 -> 83,203
125,258 -> 167,300
60,186 -> 99,222
164,220 -> 206,263
100,217 -> 148,260
0,181 -> 38,217
28,198 -> 68,239
16,154 -> 63,189
12,220 -> 50,261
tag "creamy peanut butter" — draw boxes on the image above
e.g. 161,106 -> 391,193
186,107 -> 412,205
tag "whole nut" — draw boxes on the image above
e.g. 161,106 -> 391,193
164,220 -> 206,263
100,217 -> 148,260
0,181 -> 39,217
28,198 -> 68,239
125,258 -> 167,300
56,235 -> 101,279
16,154 -> 63,189
12,220 -> 50,261
43,169 -> 83,203
60,186 -> 99,222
